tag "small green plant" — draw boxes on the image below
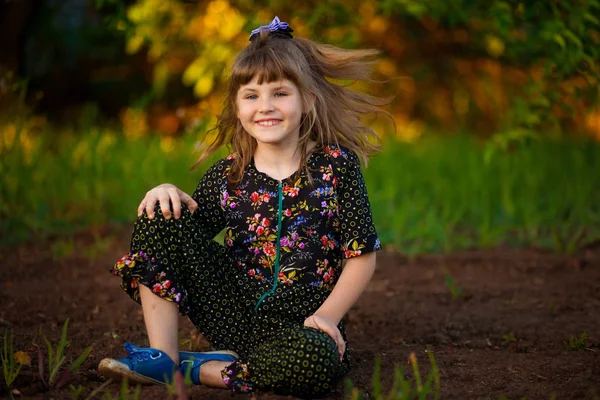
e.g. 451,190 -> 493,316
37,319 -> 92,388
345,348 -> 440,399
102,378 -> 141,400
70,384 -> 85,399
444,274 -> 463,301
1,329 -> 25,393
501,332 -> 517,347
165,369 -> 190,400
565,331 -> 588,351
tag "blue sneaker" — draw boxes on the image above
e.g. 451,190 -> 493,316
98,342 -> 178,385
179,350 -> 239,385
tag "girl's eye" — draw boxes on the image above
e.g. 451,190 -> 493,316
245,94 -> 258,100
274,92 -> 287,97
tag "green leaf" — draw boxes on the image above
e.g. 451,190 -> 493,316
584,13 -> 600,25
70,346 -> 92,375
563,29 -> 583,47
553,34 -> 566,49
371,356 -> 382,398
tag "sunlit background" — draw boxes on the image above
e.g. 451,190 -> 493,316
1,0 -> 599,254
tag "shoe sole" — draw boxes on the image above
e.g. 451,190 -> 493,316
98,358 -> 166,385
179,350 -> 240,360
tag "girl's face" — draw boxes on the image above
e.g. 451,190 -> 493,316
236,76 -> 304,149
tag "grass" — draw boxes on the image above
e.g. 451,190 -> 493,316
501,332 -> 517,347
102,378 -> 141,400
565,331 -> 588,351
444,274 -> 463,301
366,135 -> 600,256
37,319 -> 92,389
1,329 -> 24,395
1,120 -> 599,255
346,349 -> 440,400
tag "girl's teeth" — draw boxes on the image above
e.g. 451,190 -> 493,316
258,120 -> 278,126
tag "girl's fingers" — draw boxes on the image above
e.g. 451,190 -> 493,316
140,184 -> 182,219
146,192 -> 167,219
336,330 -> 345,361
158,192 -> 173,219
145,193 -> 158,219
137,200 -> 146,217
169,188 -> 182,219
181,192 -> 199,214
307,316 -> 345,362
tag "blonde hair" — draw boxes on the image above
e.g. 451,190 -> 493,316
193,30 -> 392,184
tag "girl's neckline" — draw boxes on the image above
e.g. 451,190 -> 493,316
249,147 -> 321,184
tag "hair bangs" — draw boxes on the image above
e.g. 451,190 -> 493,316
230,43 -> 304,93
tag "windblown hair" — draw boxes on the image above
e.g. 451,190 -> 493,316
193,30 -> 392,185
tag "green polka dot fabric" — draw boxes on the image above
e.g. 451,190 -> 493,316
110,145 -> 381,397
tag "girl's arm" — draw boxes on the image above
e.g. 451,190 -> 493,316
304,252 -> 377,360
315,252 -> 376,324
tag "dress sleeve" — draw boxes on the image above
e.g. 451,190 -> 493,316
191,158 -> 229,239
335,149 -> 382,259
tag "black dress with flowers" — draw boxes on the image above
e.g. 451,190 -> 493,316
111,145 -> 382,398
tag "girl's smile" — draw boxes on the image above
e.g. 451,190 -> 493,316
255,119 -> 282,126
236,77 -> 304,148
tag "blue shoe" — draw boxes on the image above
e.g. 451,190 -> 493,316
98,342 -> 178,385
179,350 -> 239,385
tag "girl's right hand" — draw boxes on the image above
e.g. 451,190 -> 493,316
137,183 -> 198,220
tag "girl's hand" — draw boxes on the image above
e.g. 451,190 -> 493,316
304,314 -> 345,362
137,183 -> 198,220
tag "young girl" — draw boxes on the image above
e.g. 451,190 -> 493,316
99,16 -> 389,398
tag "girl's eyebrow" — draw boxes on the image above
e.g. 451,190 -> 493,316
239,83 -> 294,93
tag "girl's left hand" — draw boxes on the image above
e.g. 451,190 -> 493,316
304,314 -> 345,362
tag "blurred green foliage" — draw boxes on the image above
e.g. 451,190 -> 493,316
1,121 -> 598,255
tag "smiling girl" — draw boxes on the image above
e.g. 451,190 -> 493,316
99,16 -> 390,398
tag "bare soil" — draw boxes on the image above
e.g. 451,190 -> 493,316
1,228 -> 599,400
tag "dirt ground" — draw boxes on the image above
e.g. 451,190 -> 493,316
1,227 -> 599,400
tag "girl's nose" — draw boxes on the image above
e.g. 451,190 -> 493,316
258,97 -> 274,113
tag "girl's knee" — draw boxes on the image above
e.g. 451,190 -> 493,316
296,327 -> 339,359
283,328 -> 340,392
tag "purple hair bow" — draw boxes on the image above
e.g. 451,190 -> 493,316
249,16 -> 294,41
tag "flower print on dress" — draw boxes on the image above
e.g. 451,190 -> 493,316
282,177 -> 303,198
221,190 -> 237,209
282,184 -> 299,197
249,189 -> 274,209
203,145 -> 381,291
221,361 -> 254,393
112,251 -> 153,273
224,228 -> 235,248
320,164 -> 334,182
281,200 -> 309,222
374,238 -> 381,251
244,213 -> 279,280
341,239 -> 366,259
324,145 -> 346,158
111,249 -> 188,313
319,197 -> 337,218
314,258 -> 335,289
311,186 -> 334,198
150,271 -> 183,303
320,234 -> 337,251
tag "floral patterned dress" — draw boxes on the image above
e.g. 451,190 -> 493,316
111,145 -> 381,397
